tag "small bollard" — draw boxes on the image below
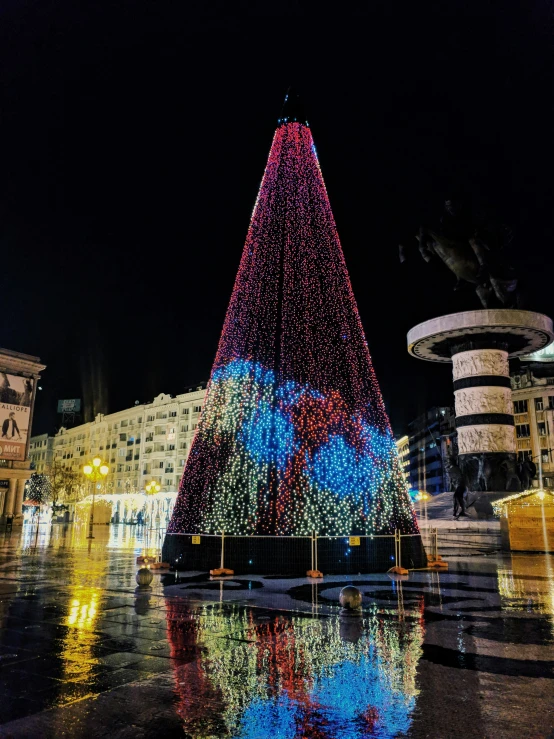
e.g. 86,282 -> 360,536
136,566 -> 153,589
339,585 -> 362,614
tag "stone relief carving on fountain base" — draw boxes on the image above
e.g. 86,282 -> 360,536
452,349 -> 509,380
457,424 -> 516,455
454,386 -> 512,417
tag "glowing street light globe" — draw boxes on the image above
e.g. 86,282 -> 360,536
92,457 -> 102,468
100,465 -> 109,476
146,481 -> 161,495
83,464 -> 93,476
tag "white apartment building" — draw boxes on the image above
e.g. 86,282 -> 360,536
43,384 -> 207,494
29,433 -> 54,474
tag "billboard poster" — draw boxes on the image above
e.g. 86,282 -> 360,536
0,372 -> 34,461
57,399 -> 81,413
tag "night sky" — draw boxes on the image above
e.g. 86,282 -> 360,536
2,1 -> 553,437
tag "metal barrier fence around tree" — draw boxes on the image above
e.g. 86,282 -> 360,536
162,530 -> 429,575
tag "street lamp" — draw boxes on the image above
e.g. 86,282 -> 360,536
145,480 -> 161,495
83,457 -> 109,539
145,479 -> 161,550
145,479 -> 161,525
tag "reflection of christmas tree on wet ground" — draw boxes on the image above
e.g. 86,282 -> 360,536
165,600 -> 423,738
164,91 -> 419,571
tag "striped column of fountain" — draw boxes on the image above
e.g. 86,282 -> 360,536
407,310 -> 554,496
452,345 -> 515,460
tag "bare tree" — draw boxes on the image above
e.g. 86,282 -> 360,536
46,460 -> 81,511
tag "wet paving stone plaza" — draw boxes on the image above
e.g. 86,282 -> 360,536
0,524 -> 552,738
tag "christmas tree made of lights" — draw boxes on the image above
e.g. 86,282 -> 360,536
168,91 -> 417,540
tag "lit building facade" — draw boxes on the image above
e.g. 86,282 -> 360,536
0,348 -> 46,522
31,385 -> 207,496
511,347 -> 554,489
29,433 -> 54,473
396,435 -> 410,486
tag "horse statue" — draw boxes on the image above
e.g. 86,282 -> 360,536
400,198 -> 520,308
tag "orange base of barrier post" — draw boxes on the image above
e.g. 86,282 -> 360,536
306,569 -> 323,578
427,557 -> 449,569
150,562 -> 170,570
388,566 -> 409,575
210,568 -> 235,576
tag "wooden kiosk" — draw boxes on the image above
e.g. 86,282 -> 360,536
496,490 -> 554,552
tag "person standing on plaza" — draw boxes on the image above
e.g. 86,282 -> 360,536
453,480 -> 467,518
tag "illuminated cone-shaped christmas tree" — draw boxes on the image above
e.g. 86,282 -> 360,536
167,91 -> 418,546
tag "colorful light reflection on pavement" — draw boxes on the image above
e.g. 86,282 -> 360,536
165,602 -> 423,738
0,524 -> 553,737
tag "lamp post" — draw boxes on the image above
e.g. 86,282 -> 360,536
145,480 -> 161,549
145,479 -> 161,522
83,457 -> 109,539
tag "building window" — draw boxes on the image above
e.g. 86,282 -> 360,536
118,448 -> 126,457
535,397 -> 544,411
179,458 -> 186,466
513,399 -> 528,414
192,423 -> 198,430
537,421 -> 547,437
120,433 -> 127,441
541,449 -> 551,464
516,424 -> 531,438
182,408 -> 189,415
138,416 -> 143,423
117,464 -> 123,472
158,461 -> 164,469
169,411 -> 177,417
181,425 -> 189,433
548,396 -> 554,410
168,444 -> 176,451
193,405 -> 202,413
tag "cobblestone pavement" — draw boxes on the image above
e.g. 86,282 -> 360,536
0,523 -> 553,738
